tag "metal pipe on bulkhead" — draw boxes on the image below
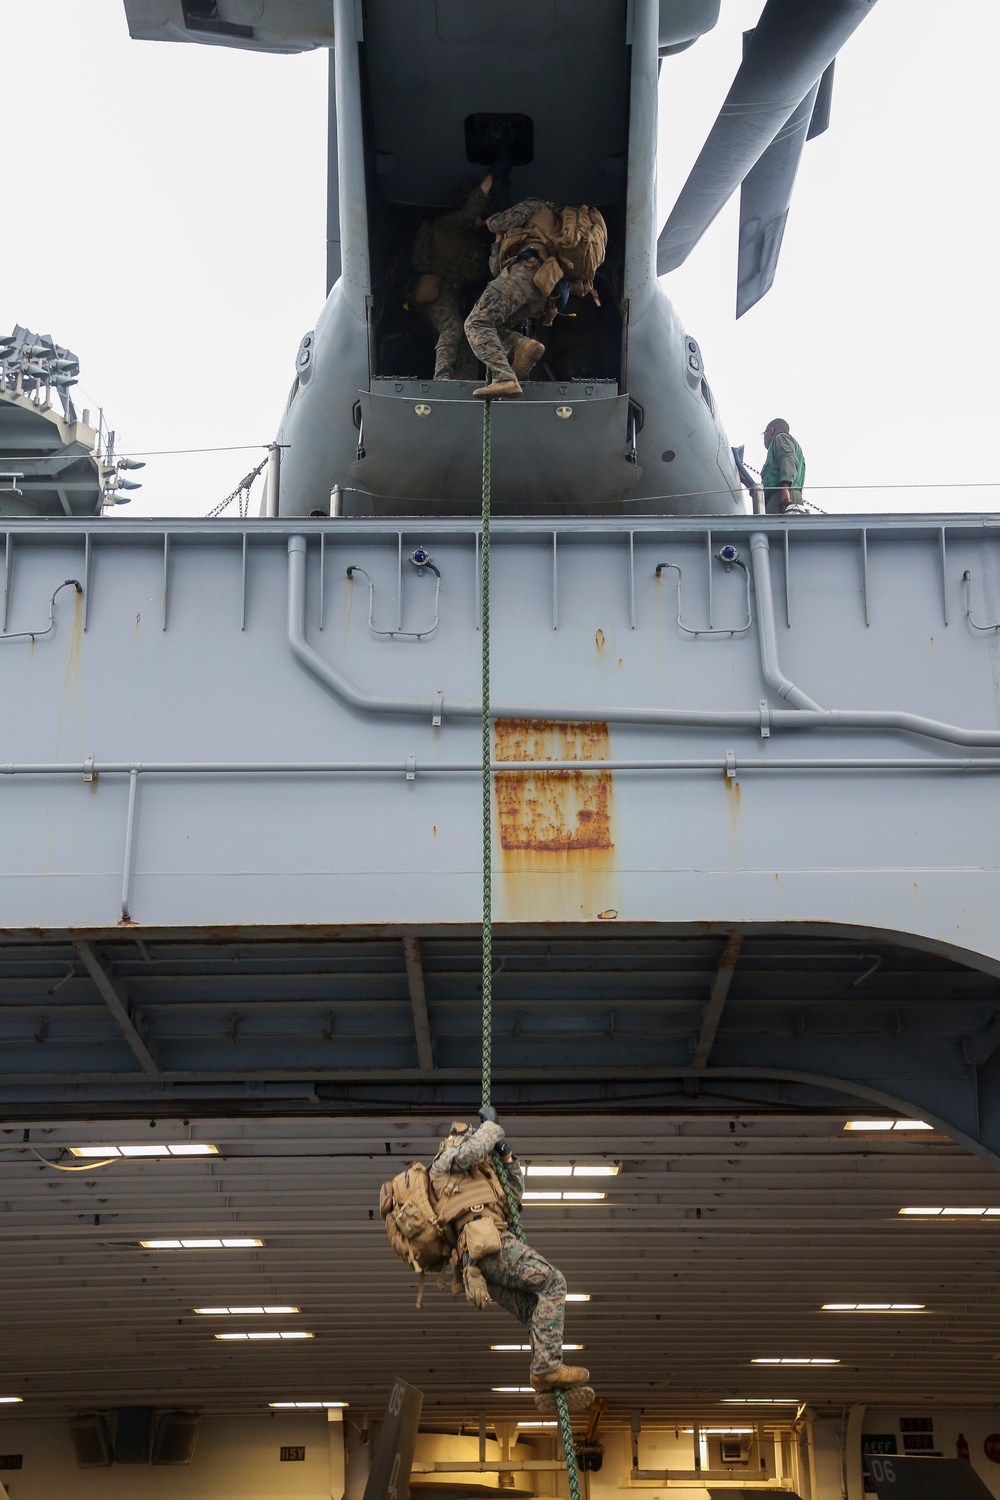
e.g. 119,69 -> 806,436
287,536 -> 461,717
286,536 -> 1000,748
749,531 -> 823,709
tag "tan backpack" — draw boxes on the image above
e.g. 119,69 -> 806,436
380,1162 -> 453,1282
500,204 -> 608,305
380,1154 -> 512,1306
547,205 -> 608,304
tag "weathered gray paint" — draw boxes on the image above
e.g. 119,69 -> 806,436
4,512 -> 1000,1154
1,511 -> 999,940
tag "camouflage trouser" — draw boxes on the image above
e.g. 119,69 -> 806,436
422,288 -> 479,380
464,259 -> 548,381
478,1229 -> 566,1375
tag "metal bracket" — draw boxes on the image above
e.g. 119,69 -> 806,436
83,756 -> 95,783
406,753 -> 416,782
725,750 -> 736,780
432,691 -> 443,727
759,700 -> 771,739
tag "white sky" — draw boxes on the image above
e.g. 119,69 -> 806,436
2,0 -> 998,518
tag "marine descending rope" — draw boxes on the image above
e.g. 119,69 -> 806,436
478,393 -> 584,1500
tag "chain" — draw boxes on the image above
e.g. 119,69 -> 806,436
205,455 -> 269,518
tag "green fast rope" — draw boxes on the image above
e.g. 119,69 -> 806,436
478,394 -> 582,1500
481,392 -> 493,1112
554,1392 -> 582,1500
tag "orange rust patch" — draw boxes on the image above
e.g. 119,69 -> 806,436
595,628 -> 605,652
493,719 -> 613,853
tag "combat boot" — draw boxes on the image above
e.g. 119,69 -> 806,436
530,1363 -> 590,1391
512,338 -> 545,380
473,377 -> 522,399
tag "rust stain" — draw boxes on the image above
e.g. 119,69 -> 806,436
724,772 -> 741,852
617,657 -> 623,668
493,719 -> 613,852
342,571 -> 354,645
432,824 -> 438,839
63,589 -> 83,688
595,628 -> 605,653
498,845 -> 617,922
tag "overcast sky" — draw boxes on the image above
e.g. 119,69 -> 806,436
3,1 -> 998,517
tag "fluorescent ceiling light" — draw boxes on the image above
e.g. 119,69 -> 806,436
525,1164 -> 619,1177
139,1237 -> 263,1249
751,1359 -> 840,1366
900,1208 -> 1000,1217
565,1293 -> 591,1302
216,1332 -> 313,1341
269,1402 -> 348,1409
721,1399 -> 799,1405
684,1428 -> 753,1435
522,1191 -> 605,1202
844,1120 -> 932,1132
72,1143 -> 218,1157
822,1303 -> 924,1312
195,1306 -> 298,1315
0,1397 -> 24,1405
518,1421 -> 557,1428
488,1350 -> 581,1362
493,1387 -> 535,1394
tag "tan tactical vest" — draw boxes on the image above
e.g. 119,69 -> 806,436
431,1157 -> 509,1234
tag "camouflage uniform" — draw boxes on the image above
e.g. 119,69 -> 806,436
430,1120 -> 567,1376
464,198 -> 554,383
424,291 -> 479,381
413,186 -> 492,380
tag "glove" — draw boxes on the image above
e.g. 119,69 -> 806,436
463,1263 -> 492,1310
479,1105 -> 499,1125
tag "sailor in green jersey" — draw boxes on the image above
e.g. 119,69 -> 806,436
760,418 -> 806,513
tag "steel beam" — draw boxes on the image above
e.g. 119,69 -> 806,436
402,936 -> 434,1071
73,941 -> 159,1075
966,1009 -> 1000,1068
689,933 -> 743,1071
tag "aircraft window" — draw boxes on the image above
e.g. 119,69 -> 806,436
465,114 -> 534,168
700,378 -> 715,416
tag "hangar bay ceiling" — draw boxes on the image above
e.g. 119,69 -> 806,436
2,931 -> 1000,1419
